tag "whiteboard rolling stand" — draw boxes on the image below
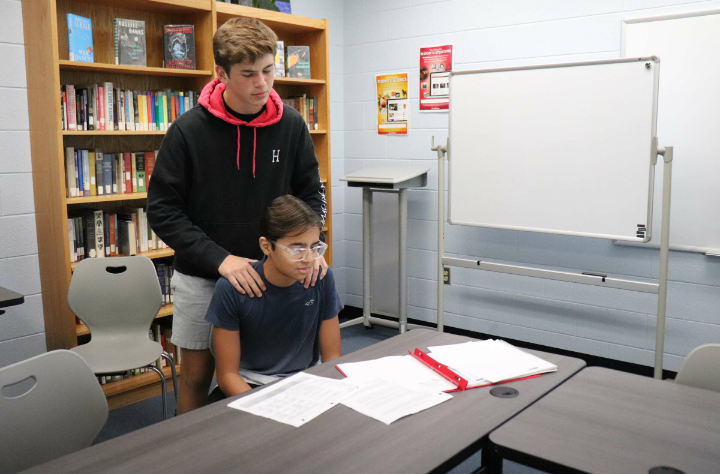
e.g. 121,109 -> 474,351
433,58 -> 673,378
340,167 -> 429,334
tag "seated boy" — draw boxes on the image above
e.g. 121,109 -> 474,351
205,195 -> 342,397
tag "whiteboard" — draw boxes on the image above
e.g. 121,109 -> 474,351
448,58 -> 659,241
622,11 -> 720,254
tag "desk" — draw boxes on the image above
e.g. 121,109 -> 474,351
28,329 -> 585,474
489,367 -> 720,474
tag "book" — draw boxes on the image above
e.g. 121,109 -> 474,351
81,150 -> 90,196
88,150 -> 97,196
94,150 -> 103,195
117,218 -> 137,256
65,85 -> 76,130
286,46 -> 310,78
115,18 -> 147,67
275,41 -> 285,77
103,83 -> 114,131
65,147 -> 77,197
67,14 -> 94,63
144,151 -> 155,190
103,213 -> 111,256
164,25 -> 195,69
136,152 -> 146,193
123,153 -> 133,194
102,151 -> 113,195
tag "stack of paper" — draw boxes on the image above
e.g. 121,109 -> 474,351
427,339 -> 557,385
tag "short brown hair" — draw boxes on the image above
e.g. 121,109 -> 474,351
213,18 -> 278,75
260,195 -> 321,247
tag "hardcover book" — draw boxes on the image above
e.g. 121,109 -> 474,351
164,25 -> 195,69
115,18 -> 147,66
275,41 -> 285,77
286,46 -> 310,78
67,14 -> 94,63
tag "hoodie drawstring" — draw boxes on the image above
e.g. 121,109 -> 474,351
236,125 -> 258,179
236,125 -> 241,171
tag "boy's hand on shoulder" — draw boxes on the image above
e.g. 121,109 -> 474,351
219,255 -> 267,297
304,256 -> 329,289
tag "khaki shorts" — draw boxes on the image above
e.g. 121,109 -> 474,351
170,270 -> 217,350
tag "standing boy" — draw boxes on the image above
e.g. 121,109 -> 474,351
147,18 -> 328,414
207,196 -> 342,396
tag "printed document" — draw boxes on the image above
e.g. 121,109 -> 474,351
337,355 -> 457,392
227,372 -> 360,427
428,339 -> 557,384
342,377 -> 452,425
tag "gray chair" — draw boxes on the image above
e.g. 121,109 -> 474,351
69,256 -> 178,419
675,343 -> 720,393
0,350 -> 108,474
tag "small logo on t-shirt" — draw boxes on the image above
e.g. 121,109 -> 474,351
272,149 -> 280,163
305,299 -> 315,306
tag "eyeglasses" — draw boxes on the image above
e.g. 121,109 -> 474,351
271,241 -> 328,261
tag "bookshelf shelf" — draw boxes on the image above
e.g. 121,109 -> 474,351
309,129 -> 327,135
274,77 -> 326,85
216,3 -> 325,32
62,130 -> 167,136
102,364 -> 181,398
66,193 -> 148,204
76,304 -> 174,337
85,0 -> 211,14
59,60 -> 213,77
70,248 -> 175,271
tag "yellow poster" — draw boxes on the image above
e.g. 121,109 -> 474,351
376,73 -> 409,135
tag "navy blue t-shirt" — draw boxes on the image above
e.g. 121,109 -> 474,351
205,259 -> 343,376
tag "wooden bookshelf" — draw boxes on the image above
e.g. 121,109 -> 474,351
76,304 -> 174,336
105,364 -> 181,410
23,0 -> 333,407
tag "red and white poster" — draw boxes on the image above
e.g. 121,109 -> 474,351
419,44 -> 453,112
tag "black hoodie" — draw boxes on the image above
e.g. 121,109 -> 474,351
147,78 -> 327,279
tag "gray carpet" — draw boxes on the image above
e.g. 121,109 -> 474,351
93,324 -> 542,474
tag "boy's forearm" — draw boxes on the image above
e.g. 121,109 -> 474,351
218,372 -> 254,397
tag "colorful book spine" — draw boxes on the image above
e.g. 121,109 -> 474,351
103,151 -> 113,195
88,150 -> 97,196
81,150 -> 90,197
94,150 -> 104,195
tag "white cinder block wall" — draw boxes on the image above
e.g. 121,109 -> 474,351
0,0 -> 47,368
340,0 -> 720,371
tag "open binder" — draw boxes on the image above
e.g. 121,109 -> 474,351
410,348 -> 541,392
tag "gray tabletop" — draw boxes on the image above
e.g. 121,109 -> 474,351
28,328 -> 585,474
490,366 -> 720,474
0,286 -> 24,309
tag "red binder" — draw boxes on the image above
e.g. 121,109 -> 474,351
410,348 -> 541,392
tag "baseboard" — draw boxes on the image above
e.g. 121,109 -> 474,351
338,306 -> 678,380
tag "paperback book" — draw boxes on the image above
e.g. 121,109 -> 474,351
67,14 -> 94,63
275,41 -> 285,77
114,18 -> 147,66
286,46 -> 310,78
164,25 -> 196,69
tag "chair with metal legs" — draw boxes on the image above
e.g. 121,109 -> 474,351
69,256 -> 178,419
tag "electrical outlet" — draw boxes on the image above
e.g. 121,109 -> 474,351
443,267 -> 450,285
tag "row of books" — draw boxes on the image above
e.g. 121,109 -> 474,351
275,42 -> 311,79
282,95 -> 319,130
64,148 -> 156,198
68,13 -> 196,69
156,263 -> 175,307
61,84 -> 198,132
96,321 -> 180,384
68,207 -> 167,263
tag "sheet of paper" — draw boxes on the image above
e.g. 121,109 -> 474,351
227,372 -> 360,427
429,339 -> 557,384
337,355 -> 457,392
341,376 -> 453,425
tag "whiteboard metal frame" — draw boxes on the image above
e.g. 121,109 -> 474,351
447,57 -> 661,242
617,10 -> 720,256
435,58 -> 673,378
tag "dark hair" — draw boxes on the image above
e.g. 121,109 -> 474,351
213,18 -> 278,75
260,195 -> 321,247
